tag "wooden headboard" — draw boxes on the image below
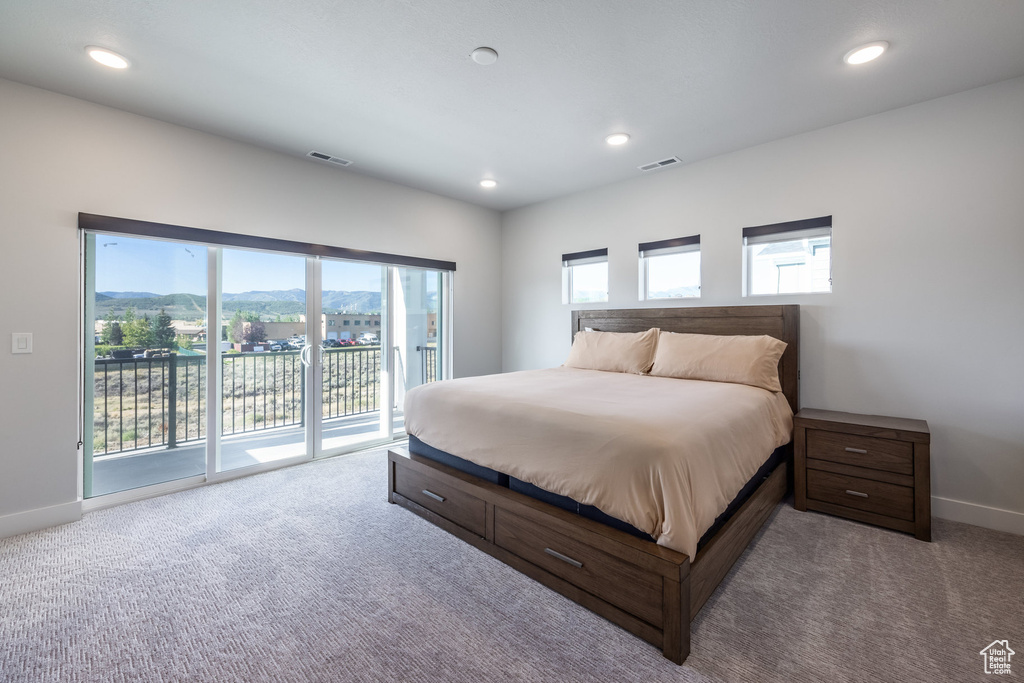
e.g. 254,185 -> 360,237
571,305 -> 800,413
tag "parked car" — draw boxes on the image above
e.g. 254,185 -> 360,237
357,333 -> 379,345
322,339 -> 340,348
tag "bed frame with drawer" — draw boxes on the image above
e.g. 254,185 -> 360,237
387,305 -> 799,664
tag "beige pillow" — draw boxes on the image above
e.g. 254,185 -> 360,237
650,332 -> 787,392
564,328 -> 660,375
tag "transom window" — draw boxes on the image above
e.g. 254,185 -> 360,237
743,216 -> 832,296
639,235 -> 700,300
562,248 -> 608,304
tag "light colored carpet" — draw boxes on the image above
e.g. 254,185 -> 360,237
0,448 -> 1021,682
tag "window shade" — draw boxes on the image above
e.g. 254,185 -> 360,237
562,248 -> 608,267
742,216 -> 831,245
79,213 -> 456,272
638,235 -> 700,258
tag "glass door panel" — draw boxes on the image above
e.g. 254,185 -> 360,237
319,260 -> 386,453
217,249 -> 308,472
84,233 -> 209,497
392,267 -> 444,435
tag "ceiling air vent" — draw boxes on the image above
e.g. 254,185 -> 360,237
307,151 -> 353,167
638,156 -> 682,172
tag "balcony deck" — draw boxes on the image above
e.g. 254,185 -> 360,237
92,412 -> 403,497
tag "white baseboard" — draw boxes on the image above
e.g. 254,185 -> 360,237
933,496 -> 1024,537
0,500 -> 82,540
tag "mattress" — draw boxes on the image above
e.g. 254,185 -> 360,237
408,434 -> 787,550
404,367 -> 793,558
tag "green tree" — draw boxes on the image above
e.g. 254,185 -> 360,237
108,322 -> 124,346
122,307 -> 154,347
151,308 -> 177,349
228,310 -> 245,343
101,313 -> 123,345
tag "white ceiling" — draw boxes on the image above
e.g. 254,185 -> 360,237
1,0 -> 1023,211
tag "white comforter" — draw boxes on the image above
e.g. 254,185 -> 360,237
404,367 -> 793,559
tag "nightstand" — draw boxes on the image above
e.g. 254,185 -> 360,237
794,409 -> 931,541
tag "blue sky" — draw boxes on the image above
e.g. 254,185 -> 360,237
94,234 -> 383,294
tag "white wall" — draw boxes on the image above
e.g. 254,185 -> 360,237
502,77 -> 1024,533
0,78 -> 502,532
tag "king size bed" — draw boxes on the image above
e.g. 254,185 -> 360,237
387,305 -> 799,664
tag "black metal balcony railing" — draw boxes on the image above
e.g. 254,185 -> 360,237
322,347 -> 380,421
93,355 -> 206,456
94,348 -> 380,456
92,345 -> 435,457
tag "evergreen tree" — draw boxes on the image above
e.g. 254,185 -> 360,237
108,322 -> 124,346
100,313 -> 122,345
228,310 -> 245,343
152,308 -> 177,349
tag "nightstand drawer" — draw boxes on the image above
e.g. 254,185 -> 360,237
806,469 -> 913,521
807,429 -> 912,475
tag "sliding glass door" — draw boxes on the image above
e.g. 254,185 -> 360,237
319,259 -> 387,453
84,233 -> 210,497
82,217 -> 452,501
217,248 -> 310,472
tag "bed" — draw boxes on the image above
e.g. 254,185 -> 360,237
387,305 -> 799,664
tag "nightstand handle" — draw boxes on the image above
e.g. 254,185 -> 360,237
844,447 -> 868,454
845,490 -> 869,498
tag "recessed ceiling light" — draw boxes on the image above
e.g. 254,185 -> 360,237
479,179 -> 497,189
470,47 -> 498,66
843,41 -> 888,65
86,46 -> 130,69
605,133 -> 631,146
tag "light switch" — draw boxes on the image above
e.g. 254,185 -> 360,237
12,333 -> 32,354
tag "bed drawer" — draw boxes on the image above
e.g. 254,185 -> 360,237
806,429 -> 912,475
493,508 -> 663,628
394,465 -> 486,537
806,469 -> 913,521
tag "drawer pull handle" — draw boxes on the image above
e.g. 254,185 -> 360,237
845,490 -> 869,498
544,548 -> 584,569
421,489 -> 445,503
844,447 -> 868,454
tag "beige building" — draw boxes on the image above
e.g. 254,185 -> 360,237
240,313 -> 435,342
254,321 -> 305,340
319,313 -> 381,340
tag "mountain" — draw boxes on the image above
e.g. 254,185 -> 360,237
99,290 -> 160,299
321,290 -> 381,313
94,290 -> 384,319
648,286 -> 701,298
221,288 -> 306,303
